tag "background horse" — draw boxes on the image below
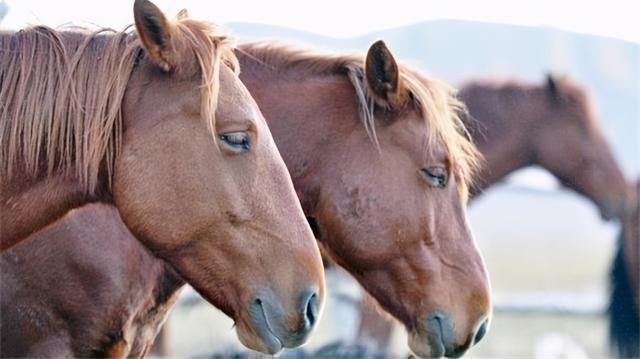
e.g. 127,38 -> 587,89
460,75 -> 629,219
236,40 -> 491,358
460,76 -> 636,357
0,0 -> 324,355
609,180 -> 639,358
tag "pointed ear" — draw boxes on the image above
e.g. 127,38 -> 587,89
177,9 -> 189,20
546,73 -> 560,103
134,0 -> 176,72
365,40 -> 408,109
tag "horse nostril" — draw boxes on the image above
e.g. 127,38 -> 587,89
303,291 -> 318,328
425,311 -> 453,357
473,318 -> 489,345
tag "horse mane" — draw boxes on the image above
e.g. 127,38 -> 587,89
460,75 -> 599,131
0,18 -> 237,194
462,75 -> 595,109
238,42 -> 480,195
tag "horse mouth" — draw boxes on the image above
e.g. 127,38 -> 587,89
599,203 -> 616,221
409,326 -> 445,358
410,313 -> 464,358
427,315 -> 447,358
251,298 -> 283,354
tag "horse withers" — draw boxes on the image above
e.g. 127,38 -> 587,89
0,0 -> 324,355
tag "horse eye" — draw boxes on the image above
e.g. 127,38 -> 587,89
219,131 -> 250,152
420,167 -> 448,188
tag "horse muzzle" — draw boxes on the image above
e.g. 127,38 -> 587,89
246,287 -> 320,354
409,311 -> 490,358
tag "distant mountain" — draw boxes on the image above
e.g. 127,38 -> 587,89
227,20 -> 639,178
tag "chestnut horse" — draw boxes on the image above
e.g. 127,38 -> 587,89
609,180 -> 639,358
0,0 -> 325,355
460,75 -> 629,219
1,40 -> 491,358
237,41 -> 491,358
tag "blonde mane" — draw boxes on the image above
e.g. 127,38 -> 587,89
0,18 -> 237,194
238,42 -> 480,196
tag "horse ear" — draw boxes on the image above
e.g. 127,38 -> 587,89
365,40 -> 408,109
177,9 -> 189,20
546,73 -> 560,102
134,0 -> 176,72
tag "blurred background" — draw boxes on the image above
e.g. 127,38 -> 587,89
2,0 -> 638,357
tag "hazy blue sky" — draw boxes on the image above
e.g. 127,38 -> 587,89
2,0 -> 638,42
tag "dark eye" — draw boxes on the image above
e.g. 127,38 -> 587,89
219,131 -> 250,152
420,167 -> 448,188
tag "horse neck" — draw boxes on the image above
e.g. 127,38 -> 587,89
2,203 -> 185,356
0,29 -> 127,250
463,85 -> 538,196
0,171 -> 111,251
239,61 -> 359,213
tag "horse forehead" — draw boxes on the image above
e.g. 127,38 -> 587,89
386,112 -> 447,162
217,68 -> 260,122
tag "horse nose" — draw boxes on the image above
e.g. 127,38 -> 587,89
301,289 -> 319,331
250,288 -> 320,350
425,311 -> 456,357
598,194 -> 630,221
473,317 -> 490,345
280,288 -> 319,346
425,311 -> 490,358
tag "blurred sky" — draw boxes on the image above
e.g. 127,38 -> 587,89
1,0 -> 639,43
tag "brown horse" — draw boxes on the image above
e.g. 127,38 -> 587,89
0,204 -> 180,357
237,41 -> 491,358
0,0 -> 325,355
460,75 -> 629,219
1,39 -> 491,358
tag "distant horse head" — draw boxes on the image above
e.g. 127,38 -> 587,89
0,0 -> 324,353
460,74 -> 628,220
532,75 -> 627,219
238,40 -> 491,358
